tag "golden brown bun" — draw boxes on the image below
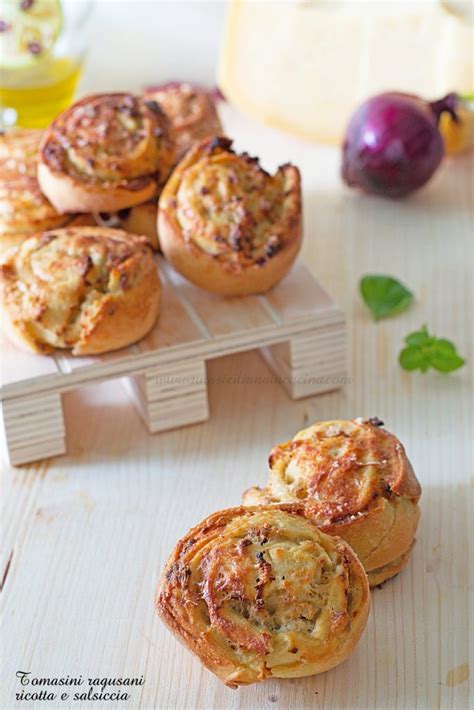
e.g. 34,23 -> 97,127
243,419 -> 421,587
158,136 -> 302,296
1,226 -> 160,355
144,83 -> 222,165
0,128 -> 43,178
0,129 -> 93,259
96,85 -> 223,253
120,201 -> 159,250
156,504 -> 370,688
94,202 -> 160,251
38,93 -> 174,214
0,174 -> 69,258
367,545 -> 414,588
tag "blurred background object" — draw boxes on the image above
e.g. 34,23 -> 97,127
0,0 -> 94,128
2,0 -> 472,142
219,0 -> 474,144
81,1 -> 227,94
439,98 -> 474,154
441,0 -> 474,24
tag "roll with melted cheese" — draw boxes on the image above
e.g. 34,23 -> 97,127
145,83 -> 222,166
0,128 -> 43,178
92,86 -> 222,252
1,226 -> 160,355
38,93 -> 174,214
0,174 -> 69,257
243,419 -> 421,587
95,202 -> 160,252
0,129 -> 88,258
158,136 -> 302,295
156,504 -> 370,687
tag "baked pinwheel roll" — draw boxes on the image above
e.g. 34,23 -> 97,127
243,419 -> 421,587
0,128 -> 42,178
95,202 -> 159,252
0,174 -> 69,257
92,86 -> 222,252
158,136 -> 302,296
0,129 -> 92,258
119,202 -> 159,250
156,504 -> 370,688
1,227 -> 160,355
38,93 -> 174,214
144,83 -> 222,165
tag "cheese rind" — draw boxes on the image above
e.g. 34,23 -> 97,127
218,0 -> 474,145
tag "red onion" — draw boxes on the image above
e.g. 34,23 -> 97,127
342,92 -> 459,198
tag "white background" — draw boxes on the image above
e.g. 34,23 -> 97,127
81,0 -> 228,93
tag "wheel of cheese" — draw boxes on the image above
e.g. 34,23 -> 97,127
219,0 -> 474,144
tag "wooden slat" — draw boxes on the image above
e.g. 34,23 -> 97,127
1,392 -> 61,417
3,411 -> 64,440
1,258 -> 342,402
138,262 -> 205,352
140,360 -> 207,400
0,329 -> 59,388
261,261 -> 340,323
162,261 -> 274,337
7,437 -> 65,465
55,345 -> 135,374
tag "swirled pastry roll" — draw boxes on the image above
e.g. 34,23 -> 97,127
243,419 -> 422,587
92,86 -> 222,252
119,202 -> 160,251
144,83 -> 222,165
94,202 -> 160,252
158,136 -> 302,295
156,504 -> 370,687
0,174 -> 69,256
0,128 -> 42,178
1,227 -> 160,355
0,129 -> 92,258
38,93 -> 174,214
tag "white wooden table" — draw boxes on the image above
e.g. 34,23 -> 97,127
1,103 -> 472,710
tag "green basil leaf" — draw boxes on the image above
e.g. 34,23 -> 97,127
399,326 -> 466,374
432,338 -> 458,353
399,346 -> 430,371
360,275 -> 413,321
429,344 -> 465,372
404,325 -> 431,347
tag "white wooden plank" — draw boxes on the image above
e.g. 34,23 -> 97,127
7,437 -> 65,466
260,261 -> 341,323
138,262 -> 205,353
3,414 -> 65,443
142,362 -> 207,400
162,260 -> 274,337
2,393 -> 62,418
55,345 -> 136,375
123,374 -> 209,433
1,257 -> 343,407
0,329 -> 60,388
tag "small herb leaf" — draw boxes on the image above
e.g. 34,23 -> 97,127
399,346 -> 430,372
399,326 -> 465,374
360,275 -> 413,321
404,325 -> 431,347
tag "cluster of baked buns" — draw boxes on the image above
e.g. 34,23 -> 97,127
1,85 -> 302,355
156,417 -> 421,687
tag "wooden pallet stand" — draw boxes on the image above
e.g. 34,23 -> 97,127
1,392 -> 66,466
1,258 -> 347,465
123,359 -> 209,433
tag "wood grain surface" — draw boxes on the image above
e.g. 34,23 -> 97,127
1,103 -> 472,710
